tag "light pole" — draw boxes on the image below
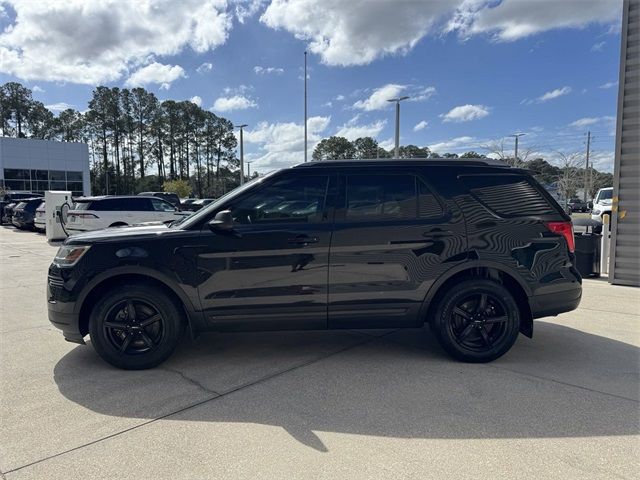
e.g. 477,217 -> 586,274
246,160 -> 253,179
387,96 -> 410,158
510,133 -> 526,165
304,51 -> 308,162
235,124 -> 248,185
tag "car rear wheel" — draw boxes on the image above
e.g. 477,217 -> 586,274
430,279 -> 520,363
89,284 -> 183,369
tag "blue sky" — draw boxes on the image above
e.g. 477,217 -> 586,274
0,0 -> 622,172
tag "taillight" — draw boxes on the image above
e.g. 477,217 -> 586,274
545,221 -> 575,253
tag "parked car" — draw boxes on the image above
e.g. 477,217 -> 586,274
566,198 -> 589,213
591,187 -> 613,222
182,198 -> 216,212
11,198 -> 43,229
1,191 -> 43,225
137,191 -> 181,207
65,196 -> 189,233
48,159 -> 581,370
34,201 -> 46,232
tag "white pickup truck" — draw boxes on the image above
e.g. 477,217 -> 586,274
591,187 -> 613,222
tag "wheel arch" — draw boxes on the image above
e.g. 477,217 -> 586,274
421,262 -> 533,338
76,269 -> 201,338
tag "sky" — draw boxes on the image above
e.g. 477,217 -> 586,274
0,0 -> 623,173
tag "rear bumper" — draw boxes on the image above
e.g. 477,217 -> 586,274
530,283 -> 582,319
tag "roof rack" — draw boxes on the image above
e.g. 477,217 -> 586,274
294,157 -> 511,168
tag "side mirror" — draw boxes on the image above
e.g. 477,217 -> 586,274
208,210 -> 234,231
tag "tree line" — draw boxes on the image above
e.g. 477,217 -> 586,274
313,135 -> 612,200
0,82 -> 238,197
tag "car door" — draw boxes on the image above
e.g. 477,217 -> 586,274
196,171 -> 334,331
328,166 -> 467,328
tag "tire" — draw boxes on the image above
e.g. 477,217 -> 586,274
89,283 -> 184,369
430,279 -> 520,363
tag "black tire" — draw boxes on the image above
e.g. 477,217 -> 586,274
89,284 -> 184,369
430,279 -> 520,363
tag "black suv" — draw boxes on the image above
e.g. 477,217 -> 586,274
48,159 -> 581,369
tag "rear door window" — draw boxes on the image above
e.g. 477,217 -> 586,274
461,174 -> 557,217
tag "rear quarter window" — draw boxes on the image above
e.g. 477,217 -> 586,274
461,174 -> 558,217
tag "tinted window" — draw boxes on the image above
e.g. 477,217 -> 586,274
597,189 -> 612,201
461,174 -> 556,217
73,201 -> 93,211
346,174 -> 417,220
418,179 -> 443,218
92,198 -> 151,211
151,198 -> 176,212
231,175 -> 328,224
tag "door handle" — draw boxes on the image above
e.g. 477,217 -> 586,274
287,235 -> 319,245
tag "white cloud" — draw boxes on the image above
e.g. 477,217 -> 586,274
413,120 -> 429,132
125,62 -> 186,89
196,62 -> 213,74
335,94 -> 345,101
190,95 -> 203,107
31,85 -> 44,93
254,65 -> 284,75
440,104 -> 489,123
0,0 -> 231,84
335,116 -> 386,141
45,102 -> 75,112
353,84 -> 405,111
537,86 -> 572,102
212,95 -> 257,112
591,41 -> 606,52
378,137 -> 395,150
429,136 -> 476,153
234,0 -> 267,24
448,0 -> 621,41
568,117 -> 599,128
260,0 -> 454,66
243,116 -> 331,170
353,84 -> 435,111
599,81 -> 618,89
322,101 -> 333,108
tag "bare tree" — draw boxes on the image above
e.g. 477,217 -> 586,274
555,151 -> 585,203
482,137 -> 537,167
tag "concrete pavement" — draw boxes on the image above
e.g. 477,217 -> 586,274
0,225 -> 638,479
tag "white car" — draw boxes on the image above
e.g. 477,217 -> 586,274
66,196 -> 189,233
591,187 -> 613,222
34,201 -> 46,232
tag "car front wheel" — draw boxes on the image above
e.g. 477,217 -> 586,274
430,279 -> 521,363
89,284 -> 183,369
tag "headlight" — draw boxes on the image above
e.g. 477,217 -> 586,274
54,245 -> 91,266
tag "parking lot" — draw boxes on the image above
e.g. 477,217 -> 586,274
0,225 -> 638,480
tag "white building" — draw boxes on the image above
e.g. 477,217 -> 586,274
0,137 -> 91,197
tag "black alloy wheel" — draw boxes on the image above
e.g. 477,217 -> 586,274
103,298 -> 165,355
89,284 -> 183,369
431,279 -> 520,363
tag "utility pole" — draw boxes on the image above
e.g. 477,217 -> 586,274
246,160 -> 253,179
387,96 -> 410,158
510,133 -> 526,165
235,124 -> 248,185
304,51 -> 308,162
584,130 -> 591,201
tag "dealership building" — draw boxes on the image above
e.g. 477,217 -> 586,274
0,137 -> 91,197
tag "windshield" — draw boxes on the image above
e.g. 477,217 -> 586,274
596,189 -> 613,202
174,172 -> 277,229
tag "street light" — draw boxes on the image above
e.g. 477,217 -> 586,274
509,133 -> 526,165
387,96 -> 410,159
246,160 -> 253,179
235,124 -> 248,185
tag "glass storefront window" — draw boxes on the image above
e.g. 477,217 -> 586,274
49,171 -> 66,181
67,171 -> 83,182
4,169 -> 30,180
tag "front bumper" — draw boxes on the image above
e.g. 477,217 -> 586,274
47,270 -> 85,344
